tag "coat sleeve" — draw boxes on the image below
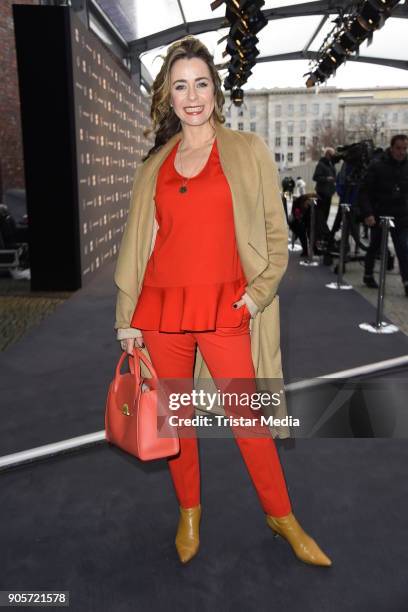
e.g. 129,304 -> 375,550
244,133 -> 289,313
116,327 -> 143,340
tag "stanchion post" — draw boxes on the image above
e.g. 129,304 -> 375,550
308,197 -> 317,263
325,203 -> 352,290
287,193 -> 302,253
337,203 -> 350,287
375,216 -> 393,329
288,194 -> 295,249
359,215 -> 398,333
300,197 -> 319,267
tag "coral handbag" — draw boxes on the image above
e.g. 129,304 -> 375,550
105,347 -> 180,461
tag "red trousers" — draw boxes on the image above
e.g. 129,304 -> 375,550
142,315 -> 292,517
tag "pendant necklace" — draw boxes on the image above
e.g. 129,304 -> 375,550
177,135 -> 215,194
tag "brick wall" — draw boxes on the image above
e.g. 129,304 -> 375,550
0,0 -> 39,201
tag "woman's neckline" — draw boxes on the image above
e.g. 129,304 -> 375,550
173,138 -> 217,181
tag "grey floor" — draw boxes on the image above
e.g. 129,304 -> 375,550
2,438 -> 408,611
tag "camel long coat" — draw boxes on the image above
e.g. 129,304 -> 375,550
113,121 -> 290,438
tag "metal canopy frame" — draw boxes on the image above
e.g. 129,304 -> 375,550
63,0 -> 408,86
257,51 -> 408,72
126,1 -> 408,53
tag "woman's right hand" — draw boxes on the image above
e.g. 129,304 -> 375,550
120,334 -> 144,355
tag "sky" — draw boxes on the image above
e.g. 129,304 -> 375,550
240,60 -> 408,91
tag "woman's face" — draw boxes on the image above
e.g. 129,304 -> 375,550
169,57 -> 216,128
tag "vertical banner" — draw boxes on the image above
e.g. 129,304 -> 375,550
70,13 -> 151,283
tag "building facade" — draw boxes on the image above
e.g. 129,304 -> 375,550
224,86 -> 408,171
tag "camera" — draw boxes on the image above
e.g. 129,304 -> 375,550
334,139 -> 376,185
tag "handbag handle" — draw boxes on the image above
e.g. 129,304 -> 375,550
113,347 -> 159,394
130,347 -> 159,383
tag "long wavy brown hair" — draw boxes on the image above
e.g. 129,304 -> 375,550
143,36 -> 225,161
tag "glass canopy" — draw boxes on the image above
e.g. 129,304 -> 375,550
93,0 -> 408,87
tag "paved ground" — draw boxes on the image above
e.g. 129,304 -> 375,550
0,271 -> 72,351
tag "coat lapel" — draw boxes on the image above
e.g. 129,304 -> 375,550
214,123 -> 270,283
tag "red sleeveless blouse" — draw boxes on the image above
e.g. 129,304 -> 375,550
130,137 -> 248,332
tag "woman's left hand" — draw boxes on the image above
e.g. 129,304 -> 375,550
233,292 -> 259,318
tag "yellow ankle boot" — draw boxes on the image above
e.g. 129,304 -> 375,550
266,511 -> 332,567
175,504 -> 201,564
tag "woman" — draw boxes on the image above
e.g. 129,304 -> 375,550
113,36 -> 332,567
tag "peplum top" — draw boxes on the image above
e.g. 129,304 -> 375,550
130,137 -> 249,332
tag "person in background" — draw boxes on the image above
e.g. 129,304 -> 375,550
281,176 -> 296,224
294,176 -> 306,198
359,134 -> 408,296
326,160 -> 359,251
288,192 -> 315,256
312,147 -> 337,224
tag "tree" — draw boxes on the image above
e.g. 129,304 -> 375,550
307,119 -> 345,161
344,108 -> 384,144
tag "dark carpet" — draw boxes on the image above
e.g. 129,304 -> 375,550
1,252 -> 408,611
280,254 -> 408,380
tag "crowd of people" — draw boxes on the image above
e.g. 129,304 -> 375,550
284,134 -> 408,297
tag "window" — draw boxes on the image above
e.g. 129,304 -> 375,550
312,136 -> 318,145
300,120 -> 306,133
275,136 -> 281,147
403,110 -> 408,123
250,122 -> 256,132
275,153 -> 281,162
287,152 -> 293,162
300,103 -> 307,114
238,122 -> 244,130
312,103 -> 319,115
250,105 -> 256,118
238,109 -> 244,117
275,121 -> 281,134
287,104 -> 294,116
300,136 -> 306,146
300,151 -> 306,162
393,112 -> 399,123
225,122 -> 231,128
275,104 -> 282,117
287,136 -> 293,147
313,119 -> 319,131
324,103 -> 332,116
287,122 -> 294,135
